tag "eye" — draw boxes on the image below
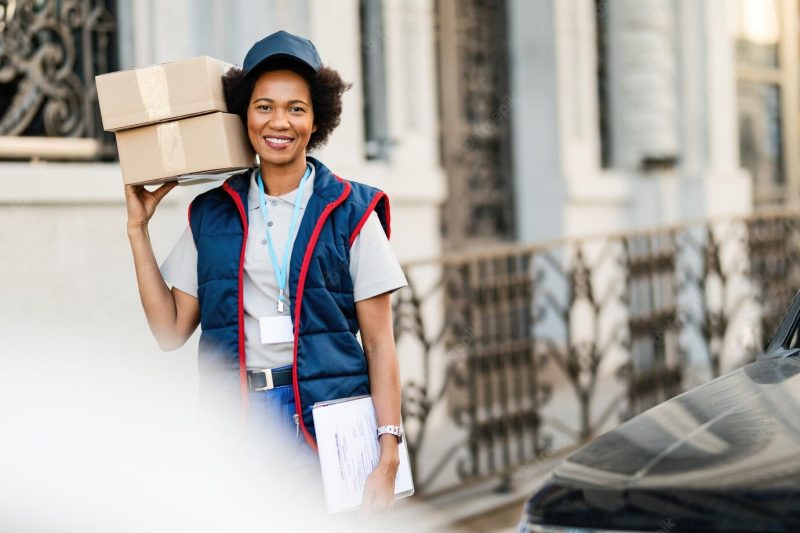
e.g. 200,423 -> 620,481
290,106 -> 305,113
255,104 -> 272,112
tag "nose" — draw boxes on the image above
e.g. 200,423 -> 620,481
267,109 -> 290,129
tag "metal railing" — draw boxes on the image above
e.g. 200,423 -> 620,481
393,209 -> 800,496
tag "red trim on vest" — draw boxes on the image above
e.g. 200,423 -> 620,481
221,181 -> 250,414
187,201 -> 193,226
348,191 -> 391,246
292,176 -> 352,452
384,192 -> 392,240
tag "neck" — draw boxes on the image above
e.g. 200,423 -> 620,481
260,157 -> 308,196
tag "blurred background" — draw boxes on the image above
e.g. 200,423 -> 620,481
2,0 -> 800,531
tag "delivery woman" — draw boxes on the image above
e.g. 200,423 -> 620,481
124,31 -> 406,514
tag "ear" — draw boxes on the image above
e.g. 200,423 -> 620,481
312,123 -> 318,133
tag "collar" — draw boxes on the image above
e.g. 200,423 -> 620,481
307,155 -> 348,202
223,156 -> 346,212
247,163 -> 316,212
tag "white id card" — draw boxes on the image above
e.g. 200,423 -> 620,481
259,315 -> 294,344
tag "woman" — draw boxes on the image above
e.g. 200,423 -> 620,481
124,31 -> 406,515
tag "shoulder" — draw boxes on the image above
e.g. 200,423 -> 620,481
187,170 -> 253,238
190,187 -> 224,210
193,171 -> 250,203
340,178 -> 388,210
189,170 -> 252,218
334,177 -> 391,241
309,156 -> 387,211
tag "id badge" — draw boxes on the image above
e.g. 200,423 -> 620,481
259,315 -> 294,344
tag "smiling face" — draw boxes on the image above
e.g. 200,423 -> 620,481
246,69 -> 316,171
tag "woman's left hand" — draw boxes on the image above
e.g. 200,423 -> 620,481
359,460 -> 399,518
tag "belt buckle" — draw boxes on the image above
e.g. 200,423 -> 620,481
250,368 -> 274,392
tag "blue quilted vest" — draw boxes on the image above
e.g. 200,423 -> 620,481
188,156 -> 390,450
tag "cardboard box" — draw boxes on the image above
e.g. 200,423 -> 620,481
96,56 -> 234,131
115,112 -> 255,185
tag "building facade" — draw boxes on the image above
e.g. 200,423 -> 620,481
2,0 -> 799,520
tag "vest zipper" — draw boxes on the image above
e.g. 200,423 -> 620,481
293,413 -> 300,437
290,175 -> 351,453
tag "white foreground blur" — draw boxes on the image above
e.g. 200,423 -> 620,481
0,352 -> 430,532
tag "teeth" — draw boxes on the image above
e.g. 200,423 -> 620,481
265,137 -> 291,144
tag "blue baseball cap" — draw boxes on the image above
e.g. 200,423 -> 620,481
242,30 -> 322,77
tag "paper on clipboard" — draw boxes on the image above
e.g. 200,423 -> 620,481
312,395 -> 414,513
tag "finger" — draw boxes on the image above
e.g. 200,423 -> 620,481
359,488 -> 375,520
124,184 -> 142,199
375,492 -> 392,512
372,499 -> 386,513
152,181 -> 178,202
358,498 -> 371,519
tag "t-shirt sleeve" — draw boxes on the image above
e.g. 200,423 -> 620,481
159,225 -> 199,298
350,211 -> 408,302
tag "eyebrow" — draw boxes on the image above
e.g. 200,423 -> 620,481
253,97 -> 310,106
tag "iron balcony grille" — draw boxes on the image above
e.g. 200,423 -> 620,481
0,0 -> 118,161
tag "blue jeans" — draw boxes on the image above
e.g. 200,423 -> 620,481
198,365 -> 324,502
244,365 -> 322,480
246,366 -> 303,443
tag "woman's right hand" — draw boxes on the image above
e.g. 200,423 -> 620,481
125,181 -> 178,230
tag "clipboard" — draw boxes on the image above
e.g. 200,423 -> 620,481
312,395 -> 414,513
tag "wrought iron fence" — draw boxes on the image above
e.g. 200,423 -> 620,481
0,0 -> 117,159
393,210 -> 800,496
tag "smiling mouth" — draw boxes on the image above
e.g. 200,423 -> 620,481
263,136 -> 293,145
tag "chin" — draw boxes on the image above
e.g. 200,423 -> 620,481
261,153 -> 302,167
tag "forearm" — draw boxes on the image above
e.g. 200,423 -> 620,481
127,224 -> 182,349
366,337 -> 402,468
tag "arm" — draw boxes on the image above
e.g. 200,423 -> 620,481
125,183 -> 200,350
356,292 -> 401,516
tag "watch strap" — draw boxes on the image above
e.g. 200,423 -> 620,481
376,424 -> 403,443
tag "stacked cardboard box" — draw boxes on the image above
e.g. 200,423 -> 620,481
96,56 -> 255,185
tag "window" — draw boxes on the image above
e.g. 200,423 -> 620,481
359,0 -> 390,160
735,0 -> 800,206
595,0 -> 611,169
0,0 -> 118,161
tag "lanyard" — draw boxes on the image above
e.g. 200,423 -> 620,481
256,163 -> 312,313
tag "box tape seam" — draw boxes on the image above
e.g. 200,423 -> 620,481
156,121 -> 187,175
135,65 -> 171,121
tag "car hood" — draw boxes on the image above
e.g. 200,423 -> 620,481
523,354 -> 800,532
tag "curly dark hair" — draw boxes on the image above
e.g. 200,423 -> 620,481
223,58 -> 351,152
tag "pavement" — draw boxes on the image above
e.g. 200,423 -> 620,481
452,500 -> 526,532
381,455 -> 561,533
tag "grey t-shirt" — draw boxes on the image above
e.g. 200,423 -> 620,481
159,166 -> 407,369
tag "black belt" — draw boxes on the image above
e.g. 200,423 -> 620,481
246,367 -> 293,392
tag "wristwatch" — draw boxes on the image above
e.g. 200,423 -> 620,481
376,424 -> 403,444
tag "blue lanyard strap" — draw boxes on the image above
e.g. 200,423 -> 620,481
256,163 -> 312,312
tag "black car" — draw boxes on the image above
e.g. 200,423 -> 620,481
519,293 -> 800,533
